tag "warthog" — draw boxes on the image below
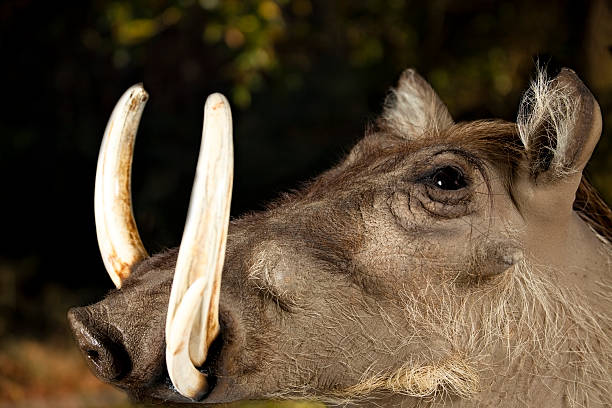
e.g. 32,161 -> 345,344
68,67 -> 611,407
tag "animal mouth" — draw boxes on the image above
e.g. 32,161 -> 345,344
189,310 -> 229,401
160,308 -> 244,405
198,334 -> 223,392
94,85 -> 234,400
129,304 -> 236,405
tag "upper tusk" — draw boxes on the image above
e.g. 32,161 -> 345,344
94,85 -> 149,288
165,93 -> 233,399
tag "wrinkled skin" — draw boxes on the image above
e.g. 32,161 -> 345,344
69,68 -> 612,407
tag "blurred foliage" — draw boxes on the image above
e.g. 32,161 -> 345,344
0,0 -> 611,406
94,0 -> 288,108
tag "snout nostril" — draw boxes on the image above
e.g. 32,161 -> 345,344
68,307 -> 131,382
86,349 -> 100,362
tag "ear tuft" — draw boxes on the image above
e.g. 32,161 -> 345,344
380,69 -> 454,138
517,67 -> 602,180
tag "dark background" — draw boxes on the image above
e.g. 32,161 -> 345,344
0,0 -> 610,406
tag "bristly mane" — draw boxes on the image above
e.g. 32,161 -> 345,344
575,178 -> 612,243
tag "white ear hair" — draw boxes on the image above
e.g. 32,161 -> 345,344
381,69 -> 454,138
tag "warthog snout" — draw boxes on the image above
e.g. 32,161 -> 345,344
68,307 -> 131,382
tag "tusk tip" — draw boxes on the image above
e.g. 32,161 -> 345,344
205,93 -> 229,112
126,83 -> 149,103
125,85 -> 149,114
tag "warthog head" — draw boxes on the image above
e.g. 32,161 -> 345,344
68,68 -> 612,407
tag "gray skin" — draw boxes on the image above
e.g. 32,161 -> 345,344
68,68 -> 611,407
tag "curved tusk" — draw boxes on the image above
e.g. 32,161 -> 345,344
94,85 -> 149,288
166,277 -> 210,399
166,93 -> 233,399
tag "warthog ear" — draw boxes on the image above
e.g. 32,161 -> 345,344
517,68 -> 602,180
380,69 -> 454,137
514,68 -> 602,221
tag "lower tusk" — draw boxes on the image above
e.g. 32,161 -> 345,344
165,93 -> 233,399
166,277 -> 210,399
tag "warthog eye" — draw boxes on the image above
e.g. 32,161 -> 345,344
431,166 -> 467,190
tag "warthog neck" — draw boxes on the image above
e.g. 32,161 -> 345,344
346,214 -> 611,408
